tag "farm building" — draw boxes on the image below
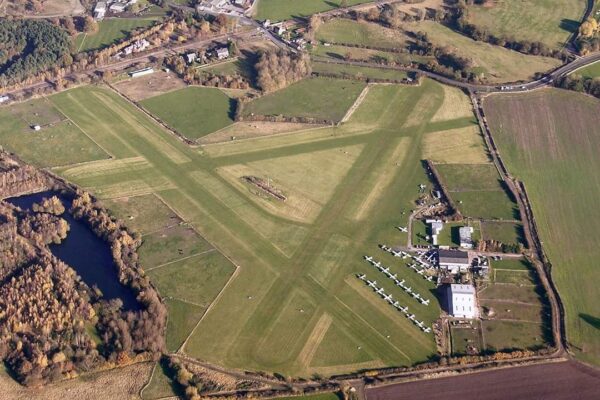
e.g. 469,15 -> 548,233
459,226 -> 474,249
109,2 -> 127,12
447,284 -> 478,319
438,249 -> 470,274
185,52 -> 197,64
129,67 -> 154,78
94,1 -> 107,19
216,47 -> 230,60
426,219 -> 443,246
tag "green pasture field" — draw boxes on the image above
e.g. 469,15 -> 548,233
452,190 -> 519,220
199,58 -> 253,79
243,77 -> 366,122
451,323 -> 483,355
140,225 -> 212,269
141,87 -> 235,141
312,61 -> 409,81
254,0 -> 373,21
165,299 -> 206,352
466,0 -> 586,49
0,99 -> 108,168
311,43 -> 412,64
435,163 -> 502,192
480,283 -> 543,305
316,18 -> 408,49
482,320 -> 549,352
492,258 -> 531,271
406,21 -> 561,83
484,88 -> 600,365
103,194 -> 180,235
75,18 -> 157,52
422,126 -> 490,164
481,221 -> 524,247
141,360 -> 179,400
147,251 -> 235,306
0,78 -> 531,377
494,269 -> 537,285
576,61 -> 600,78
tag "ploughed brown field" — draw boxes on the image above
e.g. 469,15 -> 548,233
366,361 -> 600,400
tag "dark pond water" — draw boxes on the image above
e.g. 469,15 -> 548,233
7,191 -> 140,311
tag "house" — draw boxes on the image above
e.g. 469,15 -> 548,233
447,284 -> 478,318
216,47 -> 230,60
0,95 -> 10,104
129,67 -> 154,78
426,219 -> 443,245
185,52 -> 197,64
32,125 -> 41,131
459,226 -> 474,249
438,249 -> 470,274
94,1 -> 107,19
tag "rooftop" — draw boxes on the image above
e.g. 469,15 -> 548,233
438,249 -> 469,261
450,284 -> 476,295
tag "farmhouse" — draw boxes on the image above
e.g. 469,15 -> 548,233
447,284 -> 478,319
216,47 -> 230,60
438,249 -> 470,274
459,226 -> 474,249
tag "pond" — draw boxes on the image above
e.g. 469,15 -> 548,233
7,191 -> 140,311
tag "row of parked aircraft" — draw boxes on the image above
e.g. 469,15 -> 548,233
357,274 -> 431,333
378,247 -> 435,282
364,256 -> 431,305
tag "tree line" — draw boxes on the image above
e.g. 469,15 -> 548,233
556,74 -> 600,99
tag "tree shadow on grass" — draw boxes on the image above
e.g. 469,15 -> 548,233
580,313 -> 600,330
560,18 -> 580,33
228,98 -> 238,121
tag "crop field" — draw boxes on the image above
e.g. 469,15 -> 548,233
406,21 -> 561,83
254,0 -> 373,21
366,361 -> 600,400
243,77 -> 366,122
74,18 -> 157,52
312,61 -> 409,81
466,0 -> 586,48
0,77 -> 554,377
141,87 -> 235,141
316,18 -> 408,49
484,88 -> 600,365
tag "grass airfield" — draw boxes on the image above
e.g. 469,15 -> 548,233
0,79 -> 495,376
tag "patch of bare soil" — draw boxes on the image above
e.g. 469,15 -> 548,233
0,362 -> 153,400
366,361 -> 600,400
113,71 -> 187,101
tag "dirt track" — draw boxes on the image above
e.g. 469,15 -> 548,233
366,361 -> 600,400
